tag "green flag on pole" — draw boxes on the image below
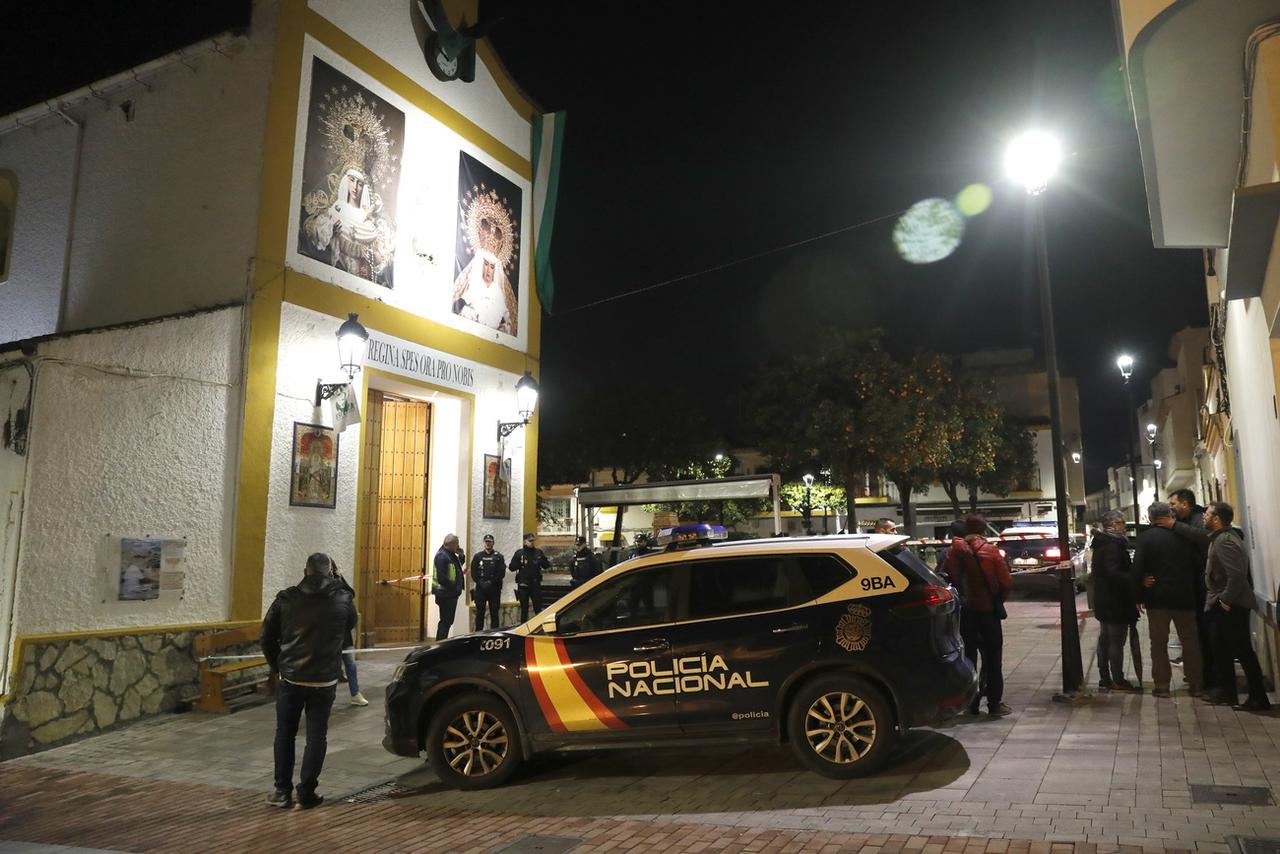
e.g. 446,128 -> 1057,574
530,111 -> 565,314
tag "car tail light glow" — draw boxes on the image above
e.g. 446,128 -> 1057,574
893,584 -> 955,615
998,548 -> 1006,557
1045,546 -> 1061,559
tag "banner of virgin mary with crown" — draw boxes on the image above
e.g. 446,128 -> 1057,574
452,151 -> 521,336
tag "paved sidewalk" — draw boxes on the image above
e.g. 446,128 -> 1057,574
4,596 -> 1280,852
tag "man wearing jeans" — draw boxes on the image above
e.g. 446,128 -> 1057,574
262,552 -> 356,810
1090,511 -> 1140,691
1133,502 -> 1203,698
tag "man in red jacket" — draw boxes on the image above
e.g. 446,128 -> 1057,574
942,514 -> 1013,717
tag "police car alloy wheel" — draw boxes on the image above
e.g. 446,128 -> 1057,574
426,692 -> 523,789
787,675 -> 895,778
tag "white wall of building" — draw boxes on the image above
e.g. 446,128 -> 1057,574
0,364 -> 33,691
0,0 -> 279,344
263,303 -> 530,626
6,307 -> 243,639
308,0 -> 532,156
1224,293 -> 1280,605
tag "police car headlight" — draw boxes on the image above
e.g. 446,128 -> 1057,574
392,660 -> 418,682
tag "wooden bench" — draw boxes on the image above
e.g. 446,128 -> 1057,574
194,625 -> 274,714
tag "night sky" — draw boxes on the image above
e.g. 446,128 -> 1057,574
487,0 -> 1208,493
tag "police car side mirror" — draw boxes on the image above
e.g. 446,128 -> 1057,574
540,613 -> 559,635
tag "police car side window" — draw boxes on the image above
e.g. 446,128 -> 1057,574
557,568 -> 671,634
797,555 -> 855,597
686,556 -> 814,620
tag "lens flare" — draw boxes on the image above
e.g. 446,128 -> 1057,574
893,198 -> 964,264
955,183 -> 992,217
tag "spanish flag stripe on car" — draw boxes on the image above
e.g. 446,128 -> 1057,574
524,636 -> 628,732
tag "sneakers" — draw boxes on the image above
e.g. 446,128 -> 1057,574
266,788 -> 292,809
350,692 -> 369,707
293,793 -> 324,811
988,702 -> 1012,718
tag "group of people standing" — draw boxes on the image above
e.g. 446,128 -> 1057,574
430,531 -> 602,639
1091,490 -> 1270,710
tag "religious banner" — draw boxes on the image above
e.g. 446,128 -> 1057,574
482,453 -> 511,519
297,57 -> 404,288
452,152 -> 521,336
290,422 -> 339,509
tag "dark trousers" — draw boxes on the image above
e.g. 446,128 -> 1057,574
961,610 -> 1004,707
1210,605 -> 1268,703
273,680 -> 336,798
1195,608 -> 1216,690
1096,621 -> 1128,684
474,586 -> 501,631
517,580 -> 542,622
435,595 -> 458,640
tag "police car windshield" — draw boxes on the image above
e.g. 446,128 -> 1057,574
880,546 -> 946,587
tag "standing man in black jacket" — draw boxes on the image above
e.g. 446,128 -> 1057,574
262,552 -> 356,810
1090,511 -> 1140,691
432,534 -> 465,640
471,534 -> 506,630
1167,488 -> 1214,691
570,536 -> 603,590
1133,502 -> 1203,697
510,532 -> 550,622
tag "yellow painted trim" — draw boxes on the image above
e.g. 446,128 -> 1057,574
474,39 -> 540,121
303,8 -> 531,180
2,621 -> 258,706
282,271 -> 536,376
231,0 -> 308,621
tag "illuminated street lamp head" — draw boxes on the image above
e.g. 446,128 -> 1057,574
1116,354 -> 1134,380
514,371 -> 540,422
1146,423 -> 1157,441
1071,451 -> 1082,464
714,453 -> 725,462
1004,130 -> 1062,195
336,313 -> 369,380
802,473 -> 815,488
1155,459 -> 1163,470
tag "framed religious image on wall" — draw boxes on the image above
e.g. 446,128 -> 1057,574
296,57 -> 405,289
290,422 -> 339,509
482,453 -> 511,519
452,152 -> 522,336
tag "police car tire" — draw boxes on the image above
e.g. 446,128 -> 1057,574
426,692 -> 523,790
787,674 -> 896,779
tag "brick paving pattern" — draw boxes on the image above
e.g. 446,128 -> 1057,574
4,595 -> 1280,852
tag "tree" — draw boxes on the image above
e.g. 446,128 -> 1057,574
973,418 -> 1038,508
937,380 -> 1004,517
856,351 -> 960,532
644,453 -> 766,527
749,330 -> 887,524
779,480 -> 848,533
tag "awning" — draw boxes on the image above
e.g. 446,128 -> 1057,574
576,474 -> 778,508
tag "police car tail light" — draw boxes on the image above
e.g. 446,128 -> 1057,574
1044,546 -> 1062,559
892,584 -> 954,615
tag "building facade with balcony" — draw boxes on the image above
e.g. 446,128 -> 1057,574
1113,0 -> 1280,677
0,0 -> 551,753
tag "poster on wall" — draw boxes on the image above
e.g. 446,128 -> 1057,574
482,453 -> 511,519
290,422 -> 340,509
452,152 -> 521,336
108,536 -> 186,603
297,57 -> 404,289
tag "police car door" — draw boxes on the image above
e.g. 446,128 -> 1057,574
522,565 -> 680,740
665,554 -> 835,735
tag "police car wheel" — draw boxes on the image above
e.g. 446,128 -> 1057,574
426,692 -> 523,789
788,675 -> 895,778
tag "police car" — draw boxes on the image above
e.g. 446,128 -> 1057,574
382,533 -> 976,789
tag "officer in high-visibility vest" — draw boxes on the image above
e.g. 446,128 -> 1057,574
471,533 -> 507,631
569,535 -> 602,590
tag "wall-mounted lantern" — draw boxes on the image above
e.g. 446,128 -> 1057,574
315,313 -> 368,406
497,371 -> 540,442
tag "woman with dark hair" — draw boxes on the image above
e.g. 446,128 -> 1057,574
330,561 -> 368,707
942,514 -> 1013,717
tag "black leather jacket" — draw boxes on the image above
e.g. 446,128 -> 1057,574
510,546 -> 549,584
262,574 -> 356,684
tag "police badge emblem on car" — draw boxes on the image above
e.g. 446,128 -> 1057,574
835,604 -> 872,652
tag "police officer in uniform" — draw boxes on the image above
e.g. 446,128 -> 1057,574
471,534 -> 506,631
569,535 -> 603,590
509,532 -> 550,622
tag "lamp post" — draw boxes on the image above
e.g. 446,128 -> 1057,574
801,473 -> 814,536
1116,355 -> 1142,529
1005,130 -> 1084,697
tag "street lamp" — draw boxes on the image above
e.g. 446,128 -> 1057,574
315,313 -> 369,406
1115,356 -> 1142,529
1071,451 -> 1082,465
1005,129 -> 1083,697
802,473 -> 815,536
497,371 -> 540,442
